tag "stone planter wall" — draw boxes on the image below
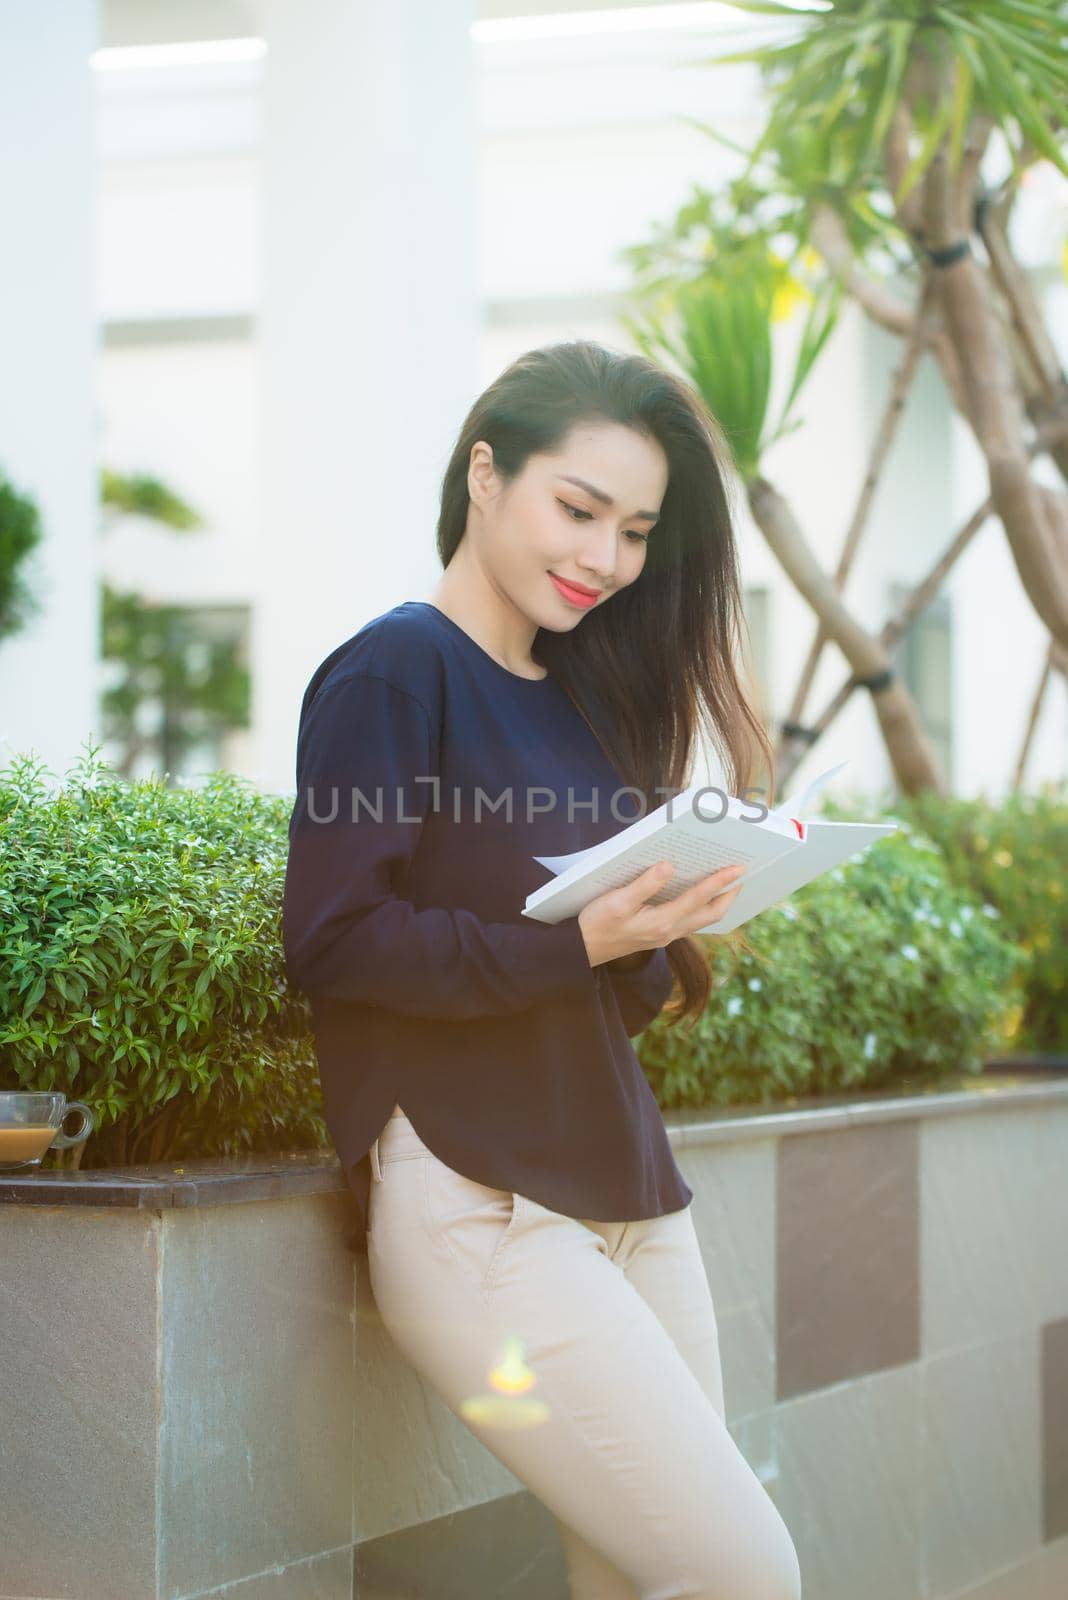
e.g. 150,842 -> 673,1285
1,1076 -> 1066,1600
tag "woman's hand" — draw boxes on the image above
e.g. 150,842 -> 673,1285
578,860 -> 746,968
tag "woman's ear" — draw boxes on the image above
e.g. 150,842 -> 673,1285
467,439 -> 496,507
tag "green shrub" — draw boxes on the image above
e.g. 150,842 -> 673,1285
0,740 -> 1047,1171
0,466 -> 45,642
638,818 -> 1029,1111
880,782 -> 1068,1055
0,745 -> 321,1168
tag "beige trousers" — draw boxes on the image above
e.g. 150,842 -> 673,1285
367,1105 -> 801,1600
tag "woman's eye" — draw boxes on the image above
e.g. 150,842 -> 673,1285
558,500 -> 647,544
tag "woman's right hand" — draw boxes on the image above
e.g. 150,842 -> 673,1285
578,859 -> 747,968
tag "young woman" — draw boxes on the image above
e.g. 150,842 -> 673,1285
282,340 -> 801,1600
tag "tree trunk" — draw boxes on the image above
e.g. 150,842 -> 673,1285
889,67 -> 1068,650
748,476 -> 946,795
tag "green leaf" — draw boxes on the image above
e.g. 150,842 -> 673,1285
22,974 -> 46,1013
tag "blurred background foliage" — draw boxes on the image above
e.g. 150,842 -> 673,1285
1,745 -> 1061,1169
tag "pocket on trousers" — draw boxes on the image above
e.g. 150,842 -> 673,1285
366,1148 -> 429,1250
422,1153 -> 525,1292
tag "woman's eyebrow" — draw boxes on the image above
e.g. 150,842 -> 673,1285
557,474 -> 659,524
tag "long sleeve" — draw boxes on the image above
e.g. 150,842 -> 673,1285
602,947 -> 674,1036
282,670 -> 600,1020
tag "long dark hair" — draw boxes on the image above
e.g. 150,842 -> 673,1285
435,339 -> 776,1028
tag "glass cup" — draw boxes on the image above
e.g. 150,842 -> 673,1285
0,1092 -> 94,1170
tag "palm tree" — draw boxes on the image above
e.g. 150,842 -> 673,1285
621,0 -> 1068,793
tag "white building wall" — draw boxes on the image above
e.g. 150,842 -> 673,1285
0,2 -> 99,783
88,6 -> 1067,800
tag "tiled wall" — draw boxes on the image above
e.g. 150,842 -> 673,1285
356,1091 -> 1068,1600
711,1102 -> 1068,1600
2,1086 -> 1065,1599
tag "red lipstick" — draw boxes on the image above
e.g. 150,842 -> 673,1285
548,573 -> 601,609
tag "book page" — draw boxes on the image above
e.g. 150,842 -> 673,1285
525,810 -> 796,922
533,778 -> 800,877
534,824 -> 761,886
693,819 -> 898,934
769,760 -> 849,821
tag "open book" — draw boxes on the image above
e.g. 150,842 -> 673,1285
522,761 -> 898,936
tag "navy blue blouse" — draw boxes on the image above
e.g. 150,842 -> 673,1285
282,600 -> 693,1248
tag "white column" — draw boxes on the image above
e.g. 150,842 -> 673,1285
0,4 -> 98,782
256,0 -> 479,793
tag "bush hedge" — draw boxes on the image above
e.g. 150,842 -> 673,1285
638,815 -> 1029,1111
879,782 -> 1068,1054
0,745 -> 321,1167
0,746 -> 1050,1167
